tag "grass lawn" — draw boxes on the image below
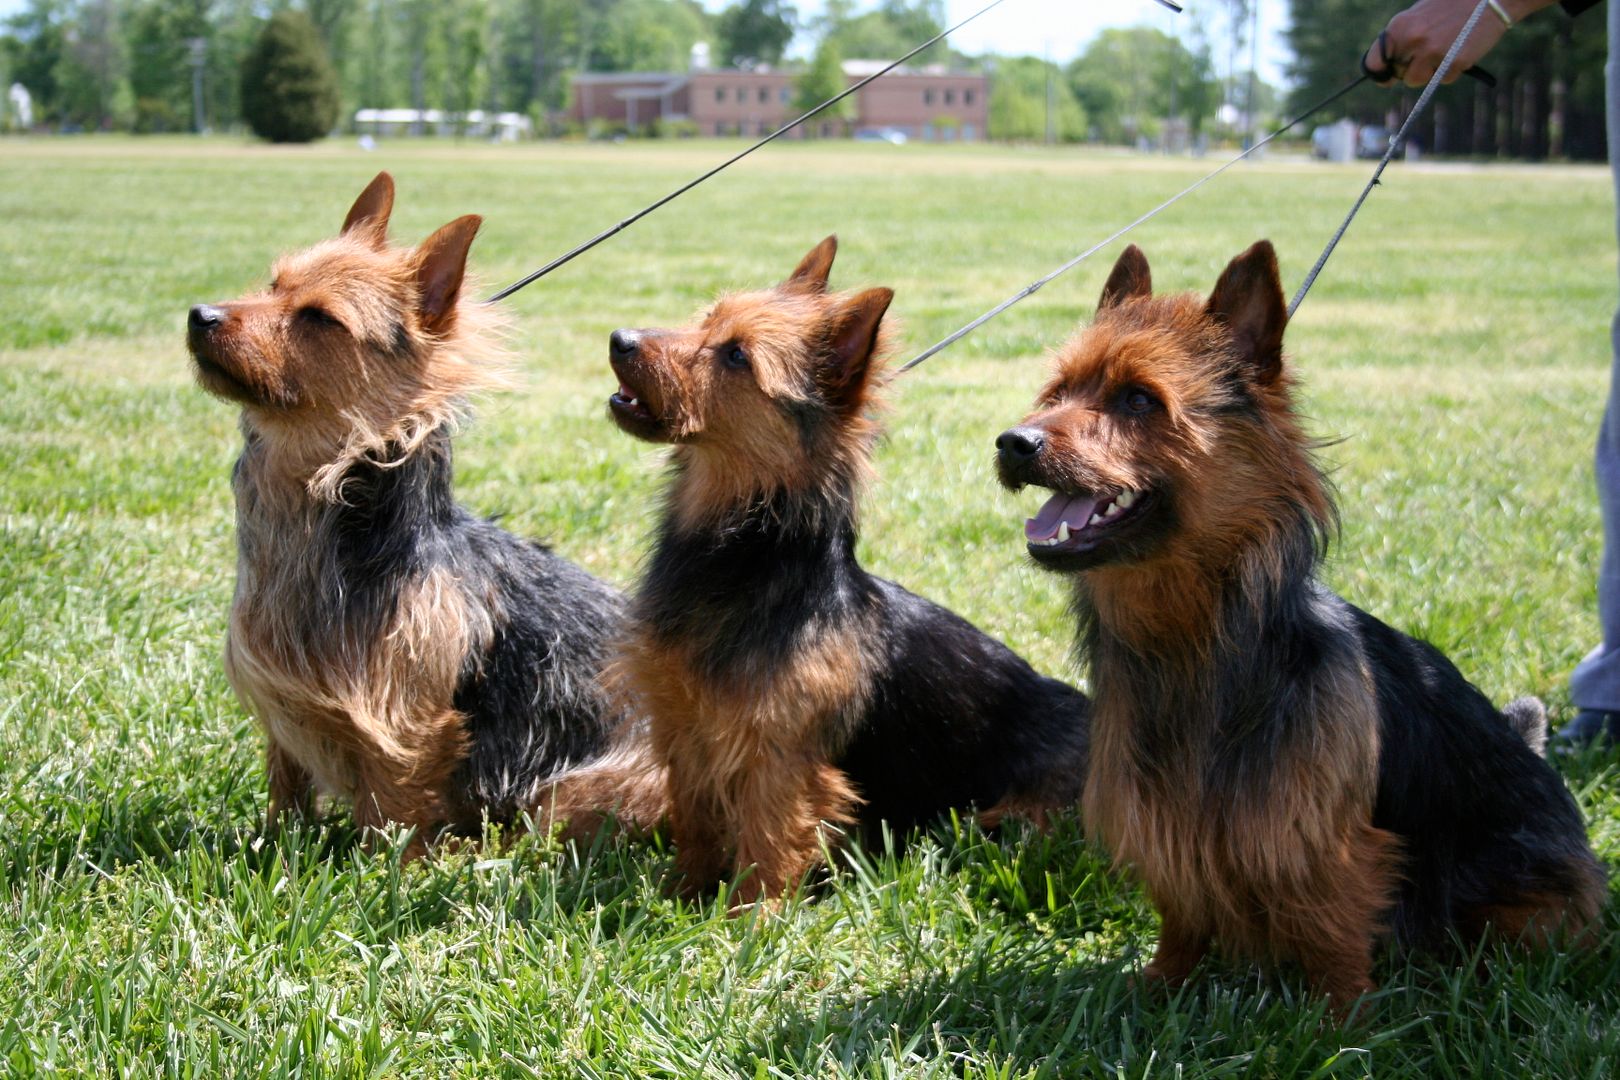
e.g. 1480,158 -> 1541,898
2,135 -> 1619,1077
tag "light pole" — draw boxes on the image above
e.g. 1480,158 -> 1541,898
187,37 -> 208,135
1044,41 -> 1054,146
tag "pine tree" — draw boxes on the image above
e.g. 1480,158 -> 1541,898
240,10 -> 339,143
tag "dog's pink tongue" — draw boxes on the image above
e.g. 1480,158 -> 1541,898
1025,492 -> 1100,542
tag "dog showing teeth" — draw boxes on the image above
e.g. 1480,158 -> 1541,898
1022,489 -> 1141,549
995,238 -> 1606,1016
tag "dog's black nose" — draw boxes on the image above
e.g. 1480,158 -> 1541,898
609,328 -> 641,359
996,426 -> 1046,462
189,304 -> 225,332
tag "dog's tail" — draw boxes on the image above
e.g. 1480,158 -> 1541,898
1503,696 -> 1549,757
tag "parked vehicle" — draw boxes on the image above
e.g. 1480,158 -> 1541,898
854,127 -> 908,145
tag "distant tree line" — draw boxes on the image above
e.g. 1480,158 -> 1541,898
1287,0 -> 1608,159
1,0 -> 732,133
5,0 -> 1601,156
0,0 -> 1231,145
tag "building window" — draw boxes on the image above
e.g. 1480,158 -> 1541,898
924,89 -> 935,106
944,89 -> 956,106
780,87 -> 791,103
715,87 -> 726,103
964,89 -> 975,106
758,87 -> 769,104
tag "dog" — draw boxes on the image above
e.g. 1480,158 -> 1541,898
186,172 -> 653,855
995,240 -> 1605,1011
601,236 -> 1091,905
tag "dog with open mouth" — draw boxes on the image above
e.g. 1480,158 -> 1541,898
596,236 -> 1091,905
187,173 -> 664,855
996,240 -> 1605,1013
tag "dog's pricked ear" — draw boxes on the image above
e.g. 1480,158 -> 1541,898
342,172 -> 395,247
822,286 -> 893,410
1099,244 -> 1152,310
413,215 -> 482,334
1206,240 -> 1288,383
785,235 -> 838,293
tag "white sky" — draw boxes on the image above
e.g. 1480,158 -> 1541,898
0,0 -> 1298,87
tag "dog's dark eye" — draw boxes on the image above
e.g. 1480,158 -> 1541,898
1120,387 -> 1158,415
298,306 -> 343,330
722,343 -> 750,370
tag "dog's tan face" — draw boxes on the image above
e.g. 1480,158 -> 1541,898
604,237 -> 893,508
186,172 -> 480,425
996,242 -> 1292,572
605,236 -> 892,449
604,285 -> 835,451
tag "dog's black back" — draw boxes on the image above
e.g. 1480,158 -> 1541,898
639,484 -> 1090,833
1351,601 -> 1606,946
296,426 -> 624,823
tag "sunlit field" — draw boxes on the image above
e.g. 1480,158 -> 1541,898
2,135 -> 1618,1076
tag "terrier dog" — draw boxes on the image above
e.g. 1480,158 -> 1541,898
187,172 -> 649,854
602,236 -> 1091,904
995,240 -> 1605,1010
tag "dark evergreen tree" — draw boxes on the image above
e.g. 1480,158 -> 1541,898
239,9 -> 340,142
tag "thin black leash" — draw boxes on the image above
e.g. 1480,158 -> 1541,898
1287,0 -> 1490,316
899,72 -> 1370,372
485,0 -> 1188,303
488,0 -> 1090,303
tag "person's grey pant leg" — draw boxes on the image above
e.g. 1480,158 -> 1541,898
1569,0 -> 1620,711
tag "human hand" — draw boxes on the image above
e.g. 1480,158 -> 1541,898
1361,0 -> 1554,88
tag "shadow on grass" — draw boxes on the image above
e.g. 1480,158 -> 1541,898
732,802 -> 1620,1077
740,918 -> 1620,1078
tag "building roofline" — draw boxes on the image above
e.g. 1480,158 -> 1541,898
572,72 -> 684,84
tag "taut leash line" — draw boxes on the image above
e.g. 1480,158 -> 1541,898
1287,0 -> 1490,316
485,0 -> 1049,304
899,73 -> 1369,373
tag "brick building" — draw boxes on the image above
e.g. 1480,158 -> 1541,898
571,61 -> 989,142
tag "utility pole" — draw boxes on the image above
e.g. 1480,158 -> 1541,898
1244,3 -> 1260,148
1166,7 -> 1178,154
188,37 -> 208,135
1044,41 -> 1055,145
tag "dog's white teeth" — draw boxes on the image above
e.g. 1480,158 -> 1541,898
1088,512 -> 1105,526
1115,489 -> 1137,510
1057,522 -> 1070,543
1102,501 -> 1122,519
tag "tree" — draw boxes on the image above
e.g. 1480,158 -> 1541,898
240,10 -> 339,142
56,0 -> 129,129
987,55 -> 1085,143
1285,0 -> 1606,159
494,0 -> 583,116
1068,27 -> 1217,144
819,0 -> 948,65
126,0 -> 197,132
1217,0 -> 1250,104
399,0 -> 446,125
3,0 -> 67,124
1284,0 -> 1388,125
442,0 -> 492,124
586,0 -> 711,74
716,0 -> 794,68
795,36 -> 850,136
